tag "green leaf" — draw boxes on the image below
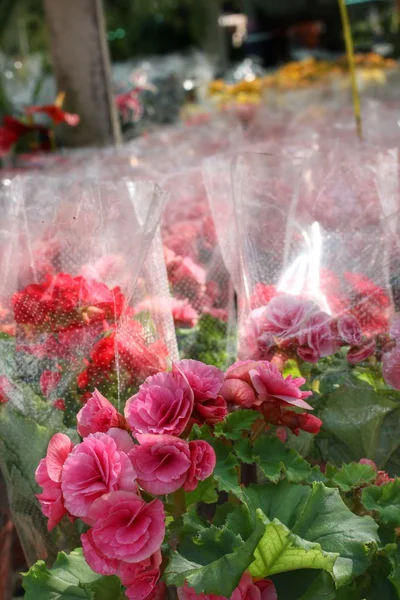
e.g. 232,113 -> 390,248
296,572 -> 337,600
164,509 -> 265,596
184,477 -> 218,508
388,548 -> 400,596
225,504 -> 254,540
362,480 -> 400,528
317,378 -> 400,467
283,360 -> 303,379
329,462 -> 377,492
253,436 -> 312,483
245,481 -> 379,587
213,410 -> 260,441
249,516 -> 338,578
206,438 -> 243,498
235,436 -> 313,484
176,314 -> 232,369
189,423 -> 212,441
0,407 -> 80,561
234,438 -> 254,464
23,548 -> 121,599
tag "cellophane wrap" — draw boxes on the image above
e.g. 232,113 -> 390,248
160,167 -> 236,369
0,175 -> 170,565
230,147 -> 396,318
212,148 -> 400,471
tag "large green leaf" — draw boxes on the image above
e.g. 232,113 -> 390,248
317,378 -> 400,468
213,410 -> 259,441
245,481 -> 379,586
362,480 -> 400,528
252,436 -> 312,483
184,477 -> 218,509
328,462 -> 377,492
205,438 -> 243,498
23,548 -> 121,600
249,516 -> 338,578
164,509 -> 265,596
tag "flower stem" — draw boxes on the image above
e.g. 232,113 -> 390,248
338,0 -> 362,139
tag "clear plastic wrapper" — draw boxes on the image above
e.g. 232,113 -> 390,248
161,167 -> 236,369
210,148 -> 400,471
0,175 -> 171,565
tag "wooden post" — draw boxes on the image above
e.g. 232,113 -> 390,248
43,0 -> 121,147
199,0 -> 227,70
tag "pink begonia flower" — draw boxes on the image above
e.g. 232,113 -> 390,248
359,460 -> 394,486
174,360 -> 224,400
298,312 -> 340,360
193,394 -> 228,425
46,433 -> 74,483
221,361 -> 270,408
119,551 -> 162,600
264,294 -> 317,339
375,471 -> 394,486
238,309 -> 276,362
231,573 -> 278,600
169,256 -> 206,294
129,434 -> 191,495
40,370 -> 62,398
177,581 -> 224,600
61,432 -> 137,521
383,345 -> 400,390
347,339 -> 376,365
297,346 -> 319,364
359,458 -> 377,469
178,574 -> 277,600
76,389 -> 127,438
106,428 -> 135,454
35,433 -> 74,530
337,314 -> 363,346
81,529 -> 120,576
87,490 -> 165,563
35,459 -> 67,531
172,298 -> 199,328
147,582 -> 168,600
125,370 -> 194,437
250,363 -> 313,410
184,440 -> 216,492
250,283 -> 277,310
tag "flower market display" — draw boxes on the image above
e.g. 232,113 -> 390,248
208,53 -> 398,112
2,87 -> 400,600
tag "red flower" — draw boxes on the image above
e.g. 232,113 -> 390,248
78,320 -> 168,391
262,403 -> 322,436
25,92 -> 80,126
0,116 -> 50,157
279,411 -> 322,435
12,273 -> 125,332
345,272 -> 390,336
250,283 -> 277,310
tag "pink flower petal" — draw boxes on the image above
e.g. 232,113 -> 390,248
46,433 -> 74,483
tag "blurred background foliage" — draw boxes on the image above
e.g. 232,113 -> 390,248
0,0 -> 398,121
0,0 -> 396,60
